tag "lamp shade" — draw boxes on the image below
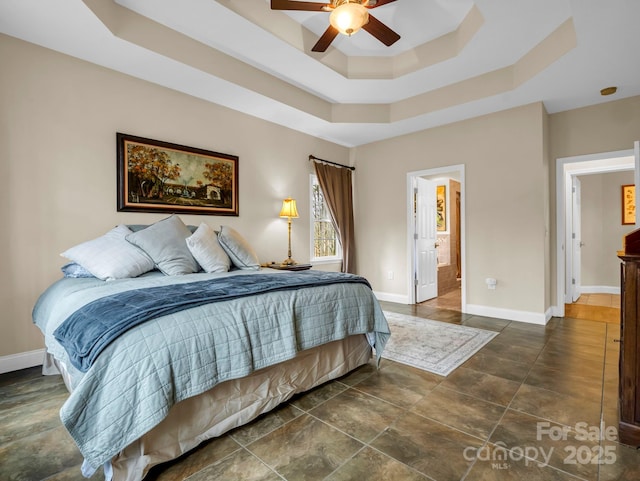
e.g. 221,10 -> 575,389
279,198 -> 299,218
329,1 -> 369,36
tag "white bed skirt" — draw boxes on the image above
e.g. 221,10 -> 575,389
47,334 -> 372,481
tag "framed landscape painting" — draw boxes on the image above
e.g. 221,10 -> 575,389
117,133 -> 239,216
436,184 -> 446,231
622,184 -> 635,225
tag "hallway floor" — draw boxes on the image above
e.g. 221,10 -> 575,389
565,294 -> 621,324
419,287 -> 463,311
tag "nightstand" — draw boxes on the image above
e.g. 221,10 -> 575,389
262,263 -> 312,271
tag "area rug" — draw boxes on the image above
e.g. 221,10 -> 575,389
381,311 -> 498,376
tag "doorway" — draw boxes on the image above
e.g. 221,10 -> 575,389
407,165 -> 466,311
555,150 -> 636,317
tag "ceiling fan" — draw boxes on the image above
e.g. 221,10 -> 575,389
270,0 -> 401,52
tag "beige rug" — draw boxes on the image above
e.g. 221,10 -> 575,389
381,311 -> 498,376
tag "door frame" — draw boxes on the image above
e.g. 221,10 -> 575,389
555,149 -> 635,316
570,176 -> 582,303
407,164 -> 466,309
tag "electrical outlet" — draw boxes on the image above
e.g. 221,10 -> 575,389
387,271 -> 394,280
486,278 -> 497,290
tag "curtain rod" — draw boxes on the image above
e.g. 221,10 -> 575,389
308,154 -> 355,171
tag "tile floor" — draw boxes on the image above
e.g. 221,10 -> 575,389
420,287 -> 463,311
1,301 -> 638,481
421,288 -> 621,324
565,294 -> 621,324
573,294 -> 621,308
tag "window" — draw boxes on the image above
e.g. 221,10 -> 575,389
310,174 -> 342,262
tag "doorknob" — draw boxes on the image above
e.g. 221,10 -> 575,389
434,242 -> 440,248
579,241 -> 585,247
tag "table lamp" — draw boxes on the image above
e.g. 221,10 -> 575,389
280,197 -> 299,265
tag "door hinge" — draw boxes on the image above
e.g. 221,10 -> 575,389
572,233 -> 576,239
414,233 -> 418,240
572,278 -> 576,285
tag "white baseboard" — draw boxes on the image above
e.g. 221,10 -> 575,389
580,285 -> 620,295
373,291 -> 410,304
465,304 -> 551,325
0,349 -> 45,374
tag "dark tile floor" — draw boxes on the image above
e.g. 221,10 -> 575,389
1,301 -> 639,481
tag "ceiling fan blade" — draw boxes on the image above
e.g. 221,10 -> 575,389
311,25 -> 339,52
270,0 -> 329,11
362,14 -> 401,46
366,0 -> 398,8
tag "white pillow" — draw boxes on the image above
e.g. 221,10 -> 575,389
186,223 -> 231,273
217,225 -> 260,270
61,225 -> 154,280
125,215 -> 199,276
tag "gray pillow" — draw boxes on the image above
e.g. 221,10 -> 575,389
186,223 -> 231,273
218,225 -> 260,270
60,224 -> 154,280
126,215 -> 199,275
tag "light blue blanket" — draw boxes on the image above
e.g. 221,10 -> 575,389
53,271 -> 372,372
33,269 -> 390,470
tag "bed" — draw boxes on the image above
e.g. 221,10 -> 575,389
32,217 -> 390,481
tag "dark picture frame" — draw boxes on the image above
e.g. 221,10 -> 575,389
117,133 -> 239,216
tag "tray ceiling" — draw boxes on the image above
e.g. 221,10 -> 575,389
1,0 -> 639,146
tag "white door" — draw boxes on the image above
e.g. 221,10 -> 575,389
415,177 -> 438,302
571,176 -> 582,302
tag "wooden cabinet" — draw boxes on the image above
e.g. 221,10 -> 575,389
618,228 -> 640,446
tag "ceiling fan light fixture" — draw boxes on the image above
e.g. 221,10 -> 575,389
329,1 -> 369,36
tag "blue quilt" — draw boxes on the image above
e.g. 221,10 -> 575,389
53,271 -> 370,372
33,269 -> 390,470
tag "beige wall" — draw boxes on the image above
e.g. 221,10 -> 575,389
579,170 -> 635,289
0,35 -> 347,360
549,96 -> 640,160
548,96 -> 640,306
354,102 -> 549,319
3,30 -> 640,364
